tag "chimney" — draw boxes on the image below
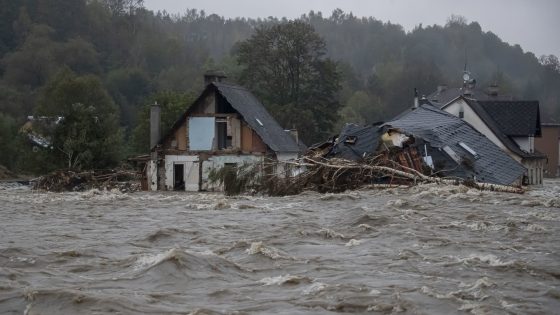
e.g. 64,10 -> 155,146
288,129 -> 299,144
437,84 -> 447,94
413,88 -> 419,108
150,101 -> 161,150
204,70 -> 227,85
488,83 -> 499,96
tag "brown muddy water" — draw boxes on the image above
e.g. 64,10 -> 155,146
1,181 -> 559,315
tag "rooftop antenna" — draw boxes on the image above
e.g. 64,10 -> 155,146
463,54 -> 470,85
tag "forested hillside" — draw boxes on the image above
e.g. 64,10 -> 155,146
1,0 -> 559,173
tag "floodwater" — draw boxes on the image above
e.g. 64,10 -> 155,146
1,181 -> 559,315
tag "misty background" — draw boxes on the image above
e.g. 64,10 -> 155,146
144,0 -> 560,58
0,0 -> 559,174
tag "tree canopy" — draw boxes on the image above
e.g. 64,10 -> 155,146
0,1 -> 558,174
236,21 -> 341,143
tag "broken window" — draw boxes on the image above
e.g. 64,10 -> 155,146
216,118 -> 227,150
216,117 -> 232,150
344,136 -> 357,144
188,117 -> 214,151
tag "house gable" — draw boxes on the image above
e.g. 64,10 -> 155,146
442,96 -> 519,161
156,82 -> 299,156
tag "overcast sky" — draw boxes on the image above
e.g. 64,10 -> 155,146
143,0 -> 560,58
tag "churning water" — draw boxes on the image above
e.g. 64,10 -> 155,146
1,181 -> 559,314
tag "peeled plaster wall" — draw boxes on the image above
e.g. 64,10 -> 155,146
148,160 -> 158,191
164,155 -> 199,191
201,155 -> 264,191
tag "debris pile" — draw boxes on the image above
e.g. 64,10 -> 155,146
260,155 -> 523,196
32,169 -> 141,192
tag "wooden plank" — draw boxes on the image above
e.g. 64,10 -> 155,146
252,130 -> 267,152
241,124 -> 253,152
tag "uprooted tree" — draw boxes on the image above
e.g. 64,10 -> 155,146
209,156 -> 524,196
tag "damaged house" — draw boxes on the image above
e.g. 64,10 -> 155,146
147,73 -> 301,191
325,103 -> 526,187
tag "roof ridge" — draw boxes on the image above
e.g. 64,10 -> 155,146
212,82 -> 249,91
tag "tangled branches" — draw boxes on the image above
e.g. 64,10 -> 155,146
32,169 -> 141,192
210,155 -> 524,196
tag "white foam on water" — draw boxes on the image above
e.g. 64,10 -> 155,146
525,223 -> 547,232
459,277 -> 496,291
345,239 -> 362,247
316,228 -> 345,239
357,223 -> 374,230
258,274 -> 309,286
369,289 -> 381,296
462,253 -> 514,267
386,199 -> 408,208
246,241 -> 292,260
301,282 -> 327,295
133,249 -> 180,271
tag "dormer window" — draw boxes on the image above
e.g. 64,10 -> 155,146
459,110 -> 464,119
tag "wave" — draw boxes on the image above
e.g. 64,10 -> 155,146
129,248 -> 249,281
245,241 -> 294,260
258,274 -> 312,286
143,228 -> 191,242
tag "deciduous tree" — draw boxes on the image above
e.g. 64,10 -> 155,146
236,21 -> 341,143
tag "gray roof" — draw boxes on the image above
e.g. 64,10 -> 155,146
213,82 -> 300,153
384,104 -> 526,186
460,98 -> 545,159
158,82 -> 301,154
329,123 -> 382,161
428,87 -> 513,105
476,100 -> 541,137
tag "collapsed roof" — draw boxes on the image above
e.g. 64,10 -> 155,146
383,104 -> 526,185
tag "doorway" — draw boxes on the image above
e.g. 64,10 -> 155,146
173,163 -> 185,191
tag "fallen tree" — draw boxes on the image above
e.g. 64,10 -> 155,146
32,169 -> 141,192
210,155 -> 524,196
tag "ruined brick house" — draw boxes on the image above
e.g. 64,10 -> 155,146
147,73 -> 301,191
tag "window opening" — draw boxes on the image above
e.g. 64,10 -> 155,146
216,118 -> 228,150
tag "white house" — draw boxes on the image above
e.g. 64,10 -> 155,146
432,92 -> 545,185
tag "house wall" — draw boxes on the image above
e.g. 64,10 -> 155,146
148,160 -> 158,191
535,125 -> 560,177
523,158 -> 545,185
201,155 -> 264,191
163,155 -> 199,191
190,93 -> 216,114
444,99 -> 521,162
